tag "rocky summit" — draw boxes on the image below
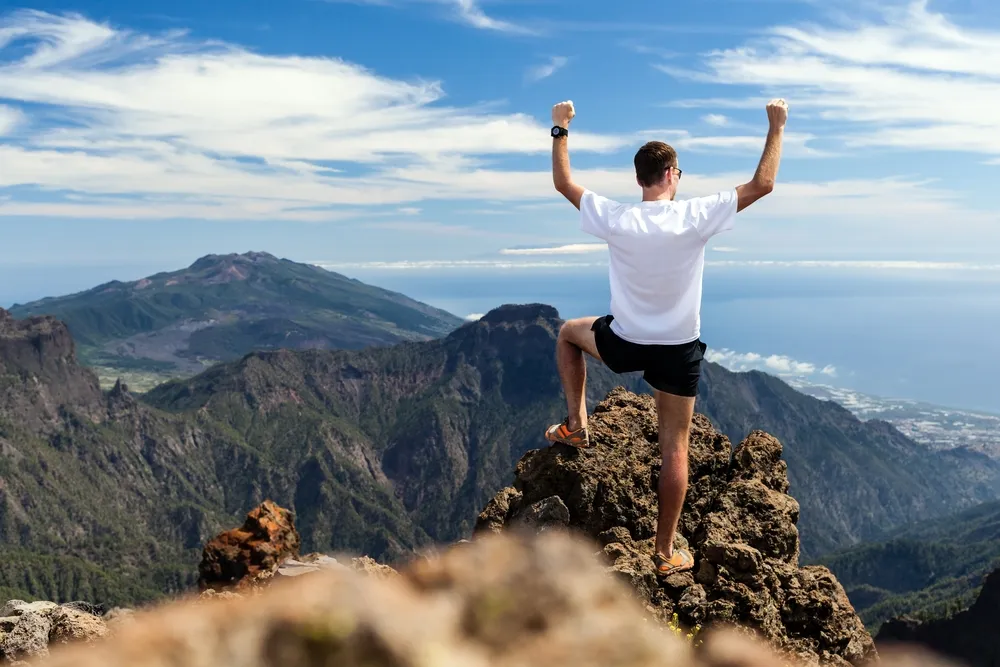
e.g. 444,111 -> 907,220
476,388 -> 874,666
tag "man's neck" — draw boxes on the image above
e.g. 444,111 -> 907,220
641,188 -> 674,202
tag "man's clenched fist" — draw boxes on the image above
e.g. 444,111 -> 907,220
552,100 -> 575,128
767,98 -> 788,130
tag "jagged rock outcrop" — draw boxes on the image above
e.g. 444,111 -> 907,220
476,388 -> 875,666
198,501 -> 301,591
877,567 -> 1000,667
0,309 -> 104,431
28,531 -> 953,667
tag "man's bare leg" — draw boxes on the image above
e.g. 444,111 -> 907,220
654,390 -> 696,558
555,317 -> 602,431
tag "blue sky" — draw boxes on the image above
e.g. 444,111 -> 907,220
1,0 -> 999,277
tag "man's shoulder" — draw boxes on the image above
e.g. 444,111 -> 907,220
676,189 -> 738,216
582,189 -> 623,204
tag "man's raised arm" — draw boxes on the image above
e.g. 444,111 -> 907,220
736,98 -> 788,212
551,100 -> 585,210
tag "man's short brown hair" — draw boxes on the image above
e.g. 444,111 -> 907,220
634,141 -> 677,188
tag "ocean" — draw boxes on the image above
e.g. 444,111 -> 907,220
2,262 -> 997,414
344,264 -> 1000,415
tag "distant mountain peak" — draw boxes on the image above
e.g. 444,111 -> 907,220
479,304 -> 561,326
188,250 -> 275,269
9,253 -> 462,374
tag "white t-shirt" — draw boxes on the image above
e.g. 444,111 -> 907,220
580,189 -> 738,345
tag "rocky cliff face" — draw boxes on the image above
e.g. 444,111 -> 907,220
477,388 -> 874,666
0,309 -> 104,431
877,567 -> 1000,667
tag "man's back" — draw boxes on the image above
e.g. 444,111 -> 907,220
580,189 -> 738,346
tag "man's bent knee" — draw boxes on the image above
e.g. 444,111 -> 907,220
559,317 -> 603,361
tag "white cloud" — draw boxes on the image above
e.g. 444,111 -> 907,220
0,7 -> 994,234
0,104 -> 21,134
526,56 -> 568,82
325,0 -> 532,34
0,11 -> 618,220
668,1 -> 1000,158
451,0 -> 533,34
313,256 -> 1000,273
706,259 -> 1000,271
706,347 -> 836,378
312,259 -> 607,270
640,129 -> 832,157
702,114 -> 729,127
465,313 -> 484,320
500,243 -> 605,255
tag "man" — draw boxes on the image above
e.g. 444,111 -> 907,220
544,98 -> 788,577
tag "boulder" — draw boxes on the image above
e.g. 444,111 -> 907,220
198,500 -> 301,591
475,388 -> 875,666
1,611 -> 51,661
48,607 -> 108,646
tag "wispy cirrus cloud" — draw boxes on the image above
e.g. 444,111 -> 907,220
525,55 -> 568,82
639,129 -> 833,157
0,6 -> 995,238
313,256 -> 1000,272
663,1 -> 1000,158
326,0 -> 533,34
0,10 -> 612,220
500,243 -> 604,255
451,0 -> 532,34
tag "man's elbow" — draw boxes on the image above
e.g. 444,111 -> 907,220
756,179 -> 775,196
554,179 -> 569,195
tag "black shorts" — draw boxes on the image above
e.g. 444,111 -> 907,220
591,315 -> 707,397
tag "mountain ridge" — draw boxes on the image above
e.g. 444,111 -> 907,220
8,252 -> 463,385
819,497 -> 1000,629
1,302 -> 997,605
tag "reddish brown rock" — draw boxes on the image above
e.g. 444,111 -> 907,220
198,500 -> 301,591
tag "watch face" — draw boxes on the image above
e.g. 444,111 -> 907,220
551,127 -> 560,136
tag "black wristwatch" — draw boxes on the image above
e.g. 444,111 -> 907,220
551,126 -> 569,138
